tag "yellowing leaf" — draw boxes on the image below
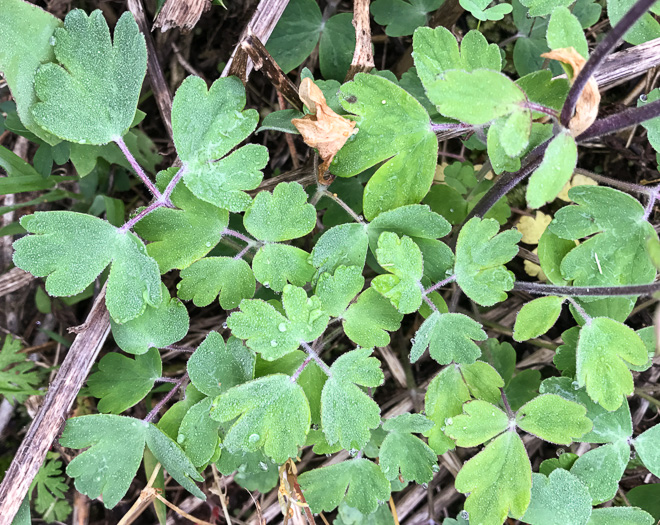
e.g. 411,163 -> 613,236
540,48 -> 600,136
557,173 -> 597,202
292,78 -> 356,183
517,211 -> 552,245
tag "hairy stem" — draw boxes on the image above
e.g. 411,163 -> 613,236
431,122 -> 473,133
560,0 -> 658,127
578,98 -> 660,142
119,200 -> 165,233
114,136 -> 161,199
514,280 -> 660,296
500,389 -> 514,419
290,356 -> 314,382
424,274 -> 456,295
161,164 -> 189,206
299,340 -> 332,377
223,228 -> 255,244
321,188 -> 365,224
144,373 -> 188,423
567,297 -> 593,325
524,102 -> 560,120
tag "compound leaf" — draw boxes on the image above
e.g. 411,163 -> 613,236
379,414 -> 437,483
172,75 -> 267,212
110,283 -> 189,355
243,182 -> 316,241
576,317 -> 648,411
32,10 -> 146,144
454,217 -> 521,306
570,440 -> 630,504
521,469 -> 592,525
187,332 -> 255,398
333,74 -> 438,221
14,211 -> 161,323
410,311 -> 487,365
210,374 -> 311,463
634,423 -> 660,477
372,232 -> 423,313
516,394 -> 592,444
371,0 -> 443,37
87,348 -> 161,414
455,431 -> 532,524
321,348 -> 384,450
134,168 -> 229,273
310,222 -> 369,276
31,456 -> 71,522
298,458 -> 391,514
342,288 -> 403,348
251,243 -> 315,291
445,400 -> 509,447
228,285 -> 329,360
59,415 -> 148,508
319,13 -> 356,81
520,0 -> 573,17
0,335 -> 40,404
178,256 -> 255,309
513,296 -> 564,342
316,265 -> 365,317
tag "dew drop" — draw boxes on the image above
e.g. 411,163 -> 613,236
263,281 -> 270,289
640,93 -> 648,103
381,100 -> 387,104
557,448 -> 565,456
444,417 -> 453,425
222,322 -> 228,329
270,340 -> 278,347
410,337 -> 416,344
248,433 -> 260,443
421,483 -> 429,489
205,241 -> 212,247
278,322 -> 287,332
348,448 -> 358,457
177,434 -> 185,444
432,464 -> 441,473
571,381 -> 580,390
49,36 -> 56,45
259,461 -> 269,471
459,510 -> 469,520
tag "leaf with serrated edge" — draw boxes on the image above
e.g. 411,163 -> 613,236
13,211 -> 161,323
60,415 -> 148,508
210,374 -> 310,463
576,318 -> 648,411
371,0 -> 443,37
586,507 -> 654,525
321,348 -> 384,450
513,296 -> 564,342
462,361 -> 505,404
516,394 -> 592,444
178,257 -> 255,309
445,400 -> 509,447
570,440 -> 630,504
187,332 -> 255,398
455,431 -> 532,524
251,243 -> 315,291
32,10 -> 146,144
298,459 -> 391,514
410,312 -> 487,364
521,470 -> 592,525
379,414 -> 436,483
454,217 -> 521,306
342,288 -> 403,348
110,283 -> 188,355
88,348 -> 161,414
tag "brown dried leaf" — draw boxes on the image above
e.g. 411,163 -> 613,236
541,47 -> 600,136
292,78 -> 357,184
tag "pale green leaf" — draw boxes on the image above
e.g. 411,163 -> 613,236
634,423 -> 660,477
547,7 -> 589,58
513,296 -> 564,342
310,222 -> 369,276
316,265 -> 365,317
380,414 -> 437,483
445,400 -> 508,447
521,470 -> 592,525
252,243 -> 315,292
571,440 -> 630,504
177,397 -> 221,467
342,288 -> 403,348
516,394 -> 592,444
462,360 -> 506,405
371,0 -> 443,37
587,507 -> 654,525
520,0 -> 573,17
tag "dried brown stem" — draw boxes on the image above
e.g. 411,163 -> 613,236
153,0 -> 210,32
345,0 -> 375,81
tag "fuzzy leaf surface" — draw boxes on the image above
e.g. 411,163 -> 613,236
298,459 -> 391,514
371,0 -> 443,37
321,349 -> 384,450
13,211 -> 161,323
516,394 -> 592,444
379,414 -> 436,483
333,74 -> 438,220
177,397 -> 221,467
521,469 -> 592,525
454,217 -> 521,306
87,348 -> 161,414
0,336 -> 40,404
315,265 -> 365,317
210,374 -> 310,463
410,312 -> 487,364
310,223 -> 369,276
445,400 -> 508,447
570,440 -> 630,504
586,507 -> 654,525
252,243 -> 315,291
342,288 -> 403,348
527,131 -> 578,208
178,257 -> 255,309
32,10 -> 146,144
513,296 -> 564,341
634,423 -> 660,477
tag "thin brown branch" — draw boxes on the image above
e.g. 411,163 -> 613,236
345,0 -> 375,81
153,0 -> 210,32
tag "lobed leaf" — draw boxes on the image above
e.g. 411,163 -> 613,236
570,440 -> 630,504
342,288 -> 403,348
521,469 -> 592,525
516,394 -> 592,444
445,400 -> 509,447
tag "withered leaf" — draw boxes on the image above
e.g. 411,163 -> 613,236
292,78 -> 357,184
541,47 -> 600,136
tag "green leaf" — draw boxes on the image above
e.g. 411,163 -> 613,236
480,339 -> 516,384
311,222 -> 369,276
178,256 -> 255,309
32,10 -> 146,144
243,182 -> 315,241
547,7 -> 589,58
626,485 -> 660,523
334,502 -> 395,525
410,312 -> 487,364
228,285 -> 329,360
587,507 -> 654,525
252,243 -> 315,292
607,0 -> 660,45
460,0 -> 513,20
516,394 -> 592,444
0,336 -> 40,404
31,456 -> 71,522
576,318 -> 648,411
145,423 -> 205,499
372,232 -> 423,314
316,265 -> 365,317
520,0 -> 573,17
187,332 -> 255,398
540,377 -> 633,443
110,283 -> 189,355
319,13 -> 355,81
177,396 -> 221,467
455,431 -> 532,524
210,374 -> 311,463
0,0 -> 62,144
216,449 -> 279,493
333,74 -> 438,221
454,217 -> 521,306
87,348 -> 161,414
505,369 -> 542,412
321,348 -> 384,450
513,296 -> 564,342
265,0 -> 322,73
371,0 -> 443,37
157,383 -> 205,440
380,414 -> 436,483
424,365 -> 471,454
462,361 -> 506,404
571,440 -> 630,504
14,211 -> 161,323
424,70 -> 527,125
298,459 -> 391,514
634,423 -> 660,477
521,470 -> 592,525
134,168 -> 229,273
639,89 -> 660,153
60,415 -> 148,508
445,400 -> 509,447
538,229 -> 575,286
172,75 -> 267,212
342,288 -> 403,348
526,131 -> 578,209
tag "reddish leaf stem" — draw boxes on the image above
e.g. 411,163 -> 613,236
514,280 -> 660,296
424,274 -> 456,295
114,136 -> 161,199
144,373 -> 188,423
299,340 -> 332,377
